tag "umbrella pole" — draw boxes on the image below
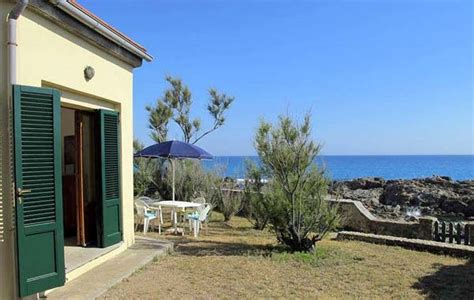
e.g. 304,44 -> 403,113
171,158 -> 177,233
172,159 -> 175,201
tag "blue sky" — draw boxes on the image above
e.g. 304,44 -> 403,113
81,0 -> 472,155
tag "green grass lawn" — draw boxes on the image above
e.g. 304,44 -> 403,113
101,213 -> 473,299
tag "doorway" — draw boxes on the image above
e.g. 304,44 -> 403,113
13,84 -> 123,295
61,108 -> 99,247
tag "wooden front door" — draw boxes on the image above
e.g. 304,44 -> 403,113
75,111 -> 86,246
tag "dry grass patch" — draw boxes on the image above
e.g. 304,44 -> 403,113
101,213 -> 473,299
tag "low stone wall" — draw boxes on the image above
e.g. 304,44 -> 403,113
337,231 -> 474,258
329,199 -> 436,240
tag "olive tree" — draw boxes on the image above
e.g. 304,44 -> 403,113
255,114 -> 339,252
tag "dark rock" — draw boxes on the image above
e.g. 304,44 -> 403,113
346,177 -> 385,190
330,176 -> 474,220
440,200 -> 468,214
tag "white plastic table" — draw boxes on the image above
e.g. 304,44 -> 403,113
152,201 -> 202,234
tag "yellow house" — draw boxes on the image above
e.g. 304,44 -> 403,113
0,0 -> 152,298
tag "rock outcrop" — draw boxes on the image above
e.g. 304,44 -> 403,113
330,176 -> 474,220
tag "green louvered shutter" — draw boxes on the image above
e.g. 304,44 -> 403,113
98,109 -> 122,247
13,85 -> 65,297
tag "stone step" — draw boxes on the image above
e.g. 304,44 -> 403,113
45,237 -> 173,300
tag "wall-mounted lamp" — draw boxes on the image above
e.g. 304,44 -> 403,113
84,66 -> 95,81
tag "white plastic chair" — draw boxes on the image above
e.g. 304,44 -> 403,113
135,197 -> 161,234
189,197 -> 206,228
137,196 -> 163,224
187,204 -> 212,238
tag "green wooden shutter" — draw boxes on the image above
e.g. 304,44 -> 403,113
13,85 -> 65,297
98,110 -> 122,247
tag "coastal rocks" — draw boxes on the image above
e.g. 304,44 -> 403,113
345,177 -> 385,190
330,176 -> 474,220
335,187 -> 383,204
331,178 -> 384,204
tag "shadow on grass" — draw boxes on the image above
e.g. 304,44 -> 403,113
142,220 -> 283,257
412,258 -> 474,299
169,237 -> 281,256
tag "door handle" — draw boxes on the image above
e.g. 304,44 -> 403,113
16,188 -> 32,197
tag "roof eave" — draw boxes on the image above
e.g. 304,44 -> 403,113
50,0 -> 153,62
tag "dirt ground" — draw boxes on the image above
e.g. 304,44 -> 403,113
100,213 -> 474,299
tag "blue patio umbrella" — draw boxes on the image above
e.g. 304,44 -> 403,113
134,140 -> 213,201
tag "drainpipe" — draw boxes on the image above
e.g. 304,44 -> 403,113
7,0 -> 29,86
6,1 -> 28,299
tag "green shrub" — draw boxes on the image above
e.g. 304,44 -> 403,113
133,139 -> 158,197
213,179 -> 243,222
254,114 -> 340,252
164,159 -> 220,203
243,161 -> 270,230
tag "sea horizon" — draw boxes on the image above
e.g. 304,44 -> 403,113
202,154 -> 474,181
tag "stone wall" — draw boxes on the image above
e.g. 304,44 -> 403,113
337,231 -> 474,258
329,199 -> 436,240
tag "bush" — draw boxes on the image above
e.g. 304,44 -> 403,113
133,139 -> 158,197
255,114 -> 340,252
164,160 -> 220,203
212,178 -> 243,222
243,161 -> 270,230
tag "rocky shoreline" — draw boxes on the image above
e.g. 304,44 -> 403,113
329,176 -> 474,221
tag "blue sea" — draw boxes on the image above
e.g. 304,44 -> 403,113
202,155 -> 474,180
